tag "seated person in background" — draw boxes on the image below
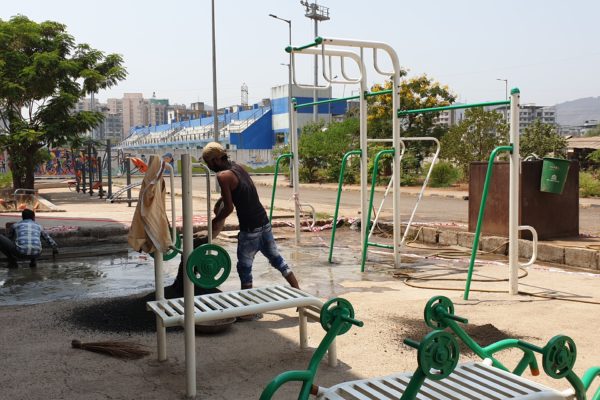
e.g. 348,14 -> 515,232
0,209 -> 58,268
162,152 -> 176,174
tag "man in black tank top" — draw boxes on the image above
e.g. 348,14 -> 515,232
202,142 -> 300,291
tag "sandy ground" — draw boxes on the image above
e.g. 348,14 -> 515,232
1,228 -> 599,400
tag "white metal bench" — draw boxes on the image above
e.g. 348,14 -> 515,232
146,285 -> 338,365
318,360 -> 568,400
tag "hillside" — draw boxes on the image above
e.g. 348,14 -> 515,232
554,97 -> 600,126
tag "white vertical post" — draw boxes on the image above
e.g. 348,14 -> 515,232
182,154 -> 196,399
391,74 -> 401,269
509,89 -> 521,295
153,253 -> 166,361
291,103 -> 301,244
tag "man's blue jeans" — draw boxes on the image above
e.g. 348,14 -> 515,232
236,223 -> 291,286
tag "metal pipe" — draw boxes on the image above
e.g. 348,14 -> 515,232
88,143 -> 94,196
398,100 -> 510,116
509,88 -> 521,295
106,139 -> 112,199
463,145 -> 513,300
398,137 -> 441,245
269,153 -> 293,223
328,149 -> 361,263
126,158 -> 132,207
192,162 -> 213,243
290,100 -> 301,244
181,154 -> 196,398
361,148 -> 394,272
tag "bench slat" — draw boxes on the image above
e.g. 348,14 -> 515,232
318,362 -> 567,400
147,285 -> 323,326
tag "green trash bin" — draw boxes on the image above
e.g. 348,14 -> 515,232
540,157 -> 570,194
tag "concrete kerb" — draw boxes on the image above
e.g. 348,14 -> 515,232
368,220 -> 599,271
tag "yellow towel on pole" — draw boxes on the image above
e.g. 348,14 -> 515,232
128,156 -> 172,254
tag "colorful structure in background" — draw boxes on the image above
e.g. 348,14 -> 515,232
33,148 -> 76,176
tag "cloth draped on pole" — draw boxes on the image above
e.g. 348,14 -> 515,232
128,156 -> 172,254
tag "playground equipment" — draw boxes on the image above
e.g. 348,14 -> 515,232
285,36 -> 539,297
262,295 -> 600,400
106,155 -> 149,205
146,154 -> 334,399
285,38 -> 448,272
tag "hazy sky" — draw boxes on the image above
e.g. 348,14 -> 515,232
4,1 -> 600,107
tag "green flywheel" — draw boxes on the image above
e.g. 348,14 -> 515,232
186,243 -> 231,289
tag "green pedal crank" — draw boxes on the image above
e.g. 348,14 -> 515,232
186,243 -> 231,289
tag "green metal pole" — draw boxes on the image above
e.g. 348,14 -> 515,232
285,36 -> 323,53
360,149 -> 394,272
463,145 -> 513,300
294,95 -> 359,110
328,150 -> 361,263
364,89 -> 393,98
294,89 -> 394,110
398,100 -> 510,117
269,153 -> 293,223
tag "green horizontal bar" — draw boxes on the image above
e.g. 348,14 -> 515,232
293,89 -> 395,110
294,95 -> 359,110
397,100 -> 510,117
364,89 -> 393,98
367,242 -> 394,249
286,36 -> 323,53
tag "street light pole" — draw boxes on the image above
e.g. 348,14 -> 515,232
300,1 -> 330,123
211,0 -> 219,141
497,78 -> 508,122
269,14 -> 292,146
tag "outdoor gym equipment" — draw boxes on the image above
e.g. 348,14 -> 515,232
263,295 -> 600,400
185,243 -> 231,289
145,154 -> 335,399
260,297 -> 363,400
287,37 -> 448,271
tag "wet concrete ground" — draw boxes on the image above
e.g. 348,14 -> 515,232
2,227 -> 598,307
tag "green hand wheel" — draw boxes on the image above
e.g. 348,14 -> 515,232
424,296 -> 455,329
150,227 -> 182,261
320,298 -> 358,335
417,331 -> 460,381
186,243 -> 231,289
542,335 -> 577,379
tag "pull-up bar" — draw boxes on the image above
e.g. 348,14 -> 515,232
397,100 -> 510,117
293,89 -> 393,110
286,36 -> 324,53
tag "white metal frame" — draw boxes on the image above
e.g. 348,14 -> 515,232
150,154 -> 336,399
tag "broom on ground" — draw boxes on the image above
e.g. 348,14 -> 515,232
71,339 -> 150,360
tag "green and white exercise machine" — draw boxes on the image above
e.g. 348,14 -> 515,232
261,295 -> 600,400
279,36 -> 539,299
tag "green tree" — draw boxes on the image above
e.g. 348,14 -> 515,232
584,125 -> 600,137
297,118 -> 359,182
0,16 -> 126,189
520,120 -> 567,158
367,75 -> 456,139
441,108 -> 508,176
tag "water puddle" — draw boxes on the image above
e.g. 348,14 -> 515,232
0,230 -> 432,306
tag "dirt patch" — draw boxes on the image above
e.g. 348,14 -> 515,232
67,284 -> 220,333
392,316 -> 536,355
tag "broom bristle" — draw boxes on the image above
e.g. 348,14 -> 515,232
71,339 -> 150,360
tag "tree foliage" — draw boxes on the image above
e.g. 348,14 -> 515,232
367,75 -> 456,139
584,125 -> 600,137
441,108 -> 508,176
520,119 -> 567,158
0,15 -> 127,189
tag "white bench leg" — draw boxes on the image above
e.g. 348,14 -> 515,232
156,316 -> 167,361
327,338 -> 338,367
299,307 -> 309,349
